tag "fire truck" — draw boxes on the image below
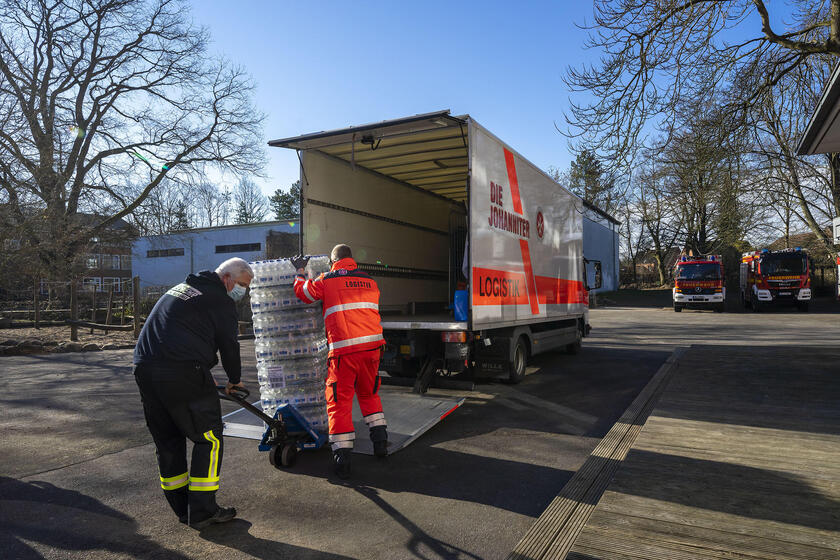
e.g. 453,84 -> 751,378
672,255 -> 725,312
740,248 -> 811,312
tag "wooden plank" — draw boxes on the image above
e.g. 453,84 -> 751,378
506,347 -> 686,560
563,345 -> 840,560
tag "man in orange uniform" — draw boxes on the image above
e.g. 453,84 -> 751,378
291,244 -> 387,479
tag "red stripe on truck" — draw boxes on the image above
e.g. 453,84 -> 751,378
472,267 -> 586,306
503,148 -> 524,215
518,239 -> 541,315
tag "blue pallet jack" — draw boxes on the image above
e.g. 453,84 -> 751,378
217,385 -> 327,469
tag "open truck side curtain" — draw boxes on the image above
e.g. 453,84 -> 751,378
672,255 -> 725,313
268,111 -> 605,388
740,248 -> 812,312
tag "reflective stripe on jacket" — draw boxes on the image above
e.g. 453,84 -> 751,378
294,258 -> 384,357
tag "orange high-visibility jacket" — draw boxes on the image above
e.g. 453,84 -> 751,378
294,258 -> 384,357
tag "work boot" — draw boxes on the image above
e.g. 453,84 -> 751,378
332,448 -> 352,479
370,425 -> 388,459
189,506 -> 237,530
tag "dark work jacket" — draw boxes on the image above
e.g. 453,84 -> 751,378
134,271 -> 242,384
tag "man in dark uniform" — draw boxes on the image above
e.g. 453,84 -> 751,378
134,257 -> 252,529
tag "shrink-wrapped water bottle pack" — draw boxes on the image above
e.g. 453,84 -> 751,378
248,256 -> 331,431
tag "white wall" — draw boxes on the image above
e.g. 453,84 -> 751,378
132,222 -> 299,292
583,216 -> 619,293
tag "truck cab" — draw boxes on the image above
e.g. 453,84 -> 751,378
672,255 -> 725,313
740,248 -> 811,312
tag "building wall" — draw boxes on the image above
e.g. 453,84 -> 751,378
583,216 -> 619,293
132,221 -> 299,293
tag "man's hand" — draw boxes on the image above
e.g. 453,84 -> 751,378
290,254 -> 310,272
225,381 -> 245,395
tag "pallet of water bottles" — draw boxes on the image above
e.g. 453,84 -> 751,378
248,256 -> 331,435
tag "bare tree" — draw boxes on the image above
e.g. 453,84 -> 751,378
566,1 -> 837,161
565,1 -> 839,251
193,181 -> 230,227
233,177 -> 267,224
0,0 -> 265,279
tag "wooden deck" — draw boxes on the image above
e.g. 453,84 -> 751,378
511,344 -> 840,560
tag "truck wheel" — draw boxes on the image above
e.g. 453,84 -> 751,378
797,302 -> 809,312
566,329 -> 582,354
714,303 -> 724,313
507,337 -> 528,384
673,304 -> 683,312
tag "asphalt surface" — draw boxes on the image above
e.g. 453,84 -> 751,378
1,296 -> 838,559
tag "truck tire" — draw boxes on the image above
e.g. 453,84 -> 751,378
714,303 -> 724,313
797,301 -> 809,312
507,337 -> 528,384
566,329 -> 582,354
673,304 -> 683,312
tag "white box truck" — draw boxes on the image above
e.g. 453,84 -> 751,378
270,110 -> 600,391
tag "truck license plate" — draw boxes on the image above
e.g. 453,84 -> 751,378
780,292 -> 791,296
691,297 -> 705,301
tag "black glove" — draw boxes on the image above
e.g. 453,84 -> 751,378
290,255 -> 310,270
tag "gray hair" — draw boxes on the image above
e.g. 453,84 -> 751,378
215,257 -> 254,279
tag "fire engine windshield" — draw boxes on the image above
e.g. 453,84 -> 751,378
760,254 -> 805,275
676,263 -> 721,280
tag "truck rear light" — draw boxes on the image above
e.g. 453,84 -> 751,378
441,331 -> 467,343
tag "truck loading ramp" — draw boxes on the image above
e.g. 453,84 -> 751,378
222,385 -> 465,455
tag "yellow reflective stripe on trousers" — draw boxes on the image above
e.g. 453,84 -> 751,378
188,476 -> 220,491
204,429 -> 220,479
159,472 -> 189,490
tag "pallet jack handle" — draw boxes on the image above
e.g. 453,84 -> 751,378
215,384 -> 279,427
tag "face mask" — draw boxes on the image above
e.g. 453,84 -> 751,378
228,283 -> 247,302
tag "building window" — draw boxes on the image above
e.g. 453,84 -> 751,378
3,239 -> 21,251
147,248 -> 184,258
82,277 -> 102,292
121,255 -> 132,269
85,254 -> 100,269
103,255 -> 121,270
215,243 -> 261,254
102,277 -> 122,292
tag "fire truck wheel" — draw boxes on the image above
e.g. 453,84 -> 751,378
714,303 -> 724,313
507,337 -> 528,384
796,302 -> 809,312
673,304 -> 683,312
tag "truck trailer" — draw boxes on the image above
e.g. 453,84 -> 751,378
269,110 -> 602,390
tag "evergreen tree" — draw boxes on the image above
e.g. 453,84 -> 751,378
269,180 -> 301,219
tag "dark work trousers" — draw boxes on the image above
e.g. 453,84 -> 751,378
134,362 -> 224,523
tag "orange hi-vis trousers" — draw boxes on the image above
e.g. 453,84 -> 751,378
326,348 -> 386,451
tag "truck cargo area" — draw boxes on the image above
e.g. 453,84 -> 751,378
222,386 -> 466,455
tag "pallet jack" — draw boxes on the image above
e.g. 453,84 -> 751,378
216,385 -> 327,469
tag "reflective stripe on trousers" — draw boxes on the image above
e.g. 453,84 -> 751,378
189,430 -> 221,491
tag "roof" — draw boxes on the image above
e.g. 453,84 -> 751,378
270,110 -> 469,203
170,219 -> 300,234
269,110 -> 621,223
797,62 -> 840,155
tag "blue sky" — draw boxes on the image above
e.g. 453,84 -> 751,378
190,1 -> 600,197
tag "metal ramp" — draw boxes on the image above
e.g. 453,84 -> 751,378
222,386 -> 465,455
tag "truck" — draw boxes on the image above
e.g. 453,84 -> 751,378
672,254 -> 725,313
740,248 -> 812,312
268,110 -> 602,391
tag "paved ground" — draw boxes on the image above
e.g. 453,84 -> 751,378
1,296 -> 838,559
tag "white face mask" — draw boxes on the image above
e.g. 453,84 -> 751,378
228,283 -> 247,302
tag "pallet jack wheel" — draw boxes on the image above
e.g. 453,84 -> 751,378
269,443 -> 298,469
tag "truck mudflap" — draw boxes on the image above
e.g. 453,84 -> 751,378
222,386 -> 465,456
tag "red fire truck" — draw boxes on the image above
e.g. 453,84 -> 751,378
739,248 -> 811,312
672,255 -> 725,313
